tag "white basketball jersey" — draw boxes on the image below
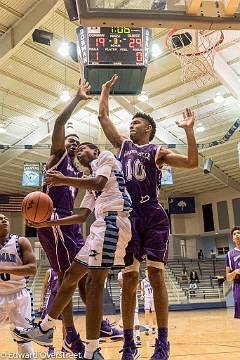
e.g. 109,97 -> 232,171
0,234 -> 26,295
141,278 -> 153,298
80,151 -> 132,218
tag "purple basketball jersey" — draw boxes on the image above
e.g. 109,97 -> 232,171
119,140 -> 169,264
44,151 -> 83,212
226,248 -> 240,318
38,151 -> 84,272
226,248 -> 240,282
119,140 -> 161,209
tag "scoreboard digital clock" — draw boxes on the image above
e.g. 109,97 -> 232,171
77,26 -> 151,95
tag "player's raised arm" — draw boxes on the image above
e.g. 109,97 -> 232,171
51,80 -> 91,156
156,108 -> 198,169
98,75 -> 126,149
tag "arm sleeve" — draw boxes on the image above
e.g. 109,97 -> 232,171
95,151 -> 115,180
80,190 -> 95,212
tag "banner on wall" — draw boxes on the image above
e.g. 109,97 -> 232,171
161,165 -> 173,185
168,196 -> 195,214
22,162 -> 40,187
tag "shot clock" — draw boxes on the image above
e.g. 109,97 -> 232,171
77,26 -> 151,95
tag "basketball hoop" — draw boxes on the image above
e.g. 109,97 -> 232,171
166,29 -> 224,87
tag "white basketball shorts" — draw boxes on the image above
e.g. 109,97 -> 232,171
0,288 -> 34,332
75,211 -> 131,269
144,296 -> 155,312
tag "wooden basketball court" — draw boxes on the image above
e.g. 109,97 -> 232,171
1,309 -> 239,359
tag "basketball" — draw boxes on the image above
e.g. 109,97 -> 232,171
22,191 -> 53,223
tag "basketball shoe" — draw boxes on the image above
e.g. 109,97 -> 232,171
120,346 -> 140,360
48,346 -> 55,357
61,333 -> 85,357
100,319 -> 123,341
150,339 -> 170,360
13,323 -> 53,347
84,348 -> 105,360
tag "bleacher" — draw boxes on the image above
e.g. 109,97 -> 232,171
167,258 -> 226,302
30,257 -> 226,314
31,264 -> 85,313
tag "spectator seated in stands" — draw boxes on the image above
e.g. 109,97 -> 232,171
189,270 -> 200,292
198,249 -> 204,261
215,273 -> 225,287
181,266 -> 188,281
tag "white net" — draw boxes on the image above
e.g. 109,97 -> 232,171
166,29 -> 224,87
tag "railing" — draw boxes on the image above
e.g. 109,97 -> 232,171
165,268 -> 181,304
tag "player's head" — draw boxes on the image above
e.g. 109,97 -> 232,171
65,134 -> 80,157
77,142 -> 100,168
231,226 -> 240,247
130,112 -> 156,143
0,213 -> 10,239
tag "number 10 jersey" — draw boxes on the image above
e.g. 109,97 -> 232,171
119,140 -> 162,208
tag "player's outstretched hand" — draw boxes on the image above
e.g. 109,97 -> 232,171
45,170 -> 66,187
102,74 -> 118,89
235,269 -> 240,275
176,108 -> 195,129
77,79 -> 92,100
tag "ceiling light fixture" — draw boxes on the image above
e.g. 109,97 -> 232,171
60,90 -> 71,102
214,93 -> 224,104
196,126 -> 205,133
151,43 -> 162,58
138,93 -> 149,102
58,42 -> 69,57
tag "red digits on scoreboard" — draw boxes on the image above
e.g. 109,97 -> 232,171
136,38 -> 142,47
136,52 -> 143,62
129,38 -> 142,48
96,37 -> 106,47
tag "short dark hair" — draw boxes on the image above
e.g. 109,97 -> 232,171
132,112 -> 156,141
231,226 -> 240,236
65,134 -> 79,140
79,142 -> 100,155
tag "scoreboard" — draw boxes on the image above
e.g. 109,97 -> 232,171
77,26 -> 151,95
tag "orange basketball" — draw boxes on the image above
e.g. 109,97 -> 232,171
22,191 -> 53,223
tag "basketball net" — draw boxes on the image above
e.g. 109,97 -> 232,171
166,30 -> 224,87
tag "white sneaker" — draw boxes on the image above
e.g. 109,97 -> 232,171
13,324 -> 53,347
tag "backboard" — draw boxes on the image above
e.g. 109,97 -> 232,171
75,0 -> 240,30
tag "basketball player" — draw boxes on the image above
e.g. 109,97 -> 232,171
98,74 -> 198,360
141,270 -> 156,335
39,268 -> 65,356
36,80 -> 91,355
118,270 -> 141,346
226,226 -> 240,319
0,213 -> 36,358
14,142 -> 132,360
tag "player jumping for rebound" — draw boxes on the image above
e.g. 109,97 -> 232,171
14,142 -> 132,360
0,213 -> 36,358
98,75 -> 198,360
